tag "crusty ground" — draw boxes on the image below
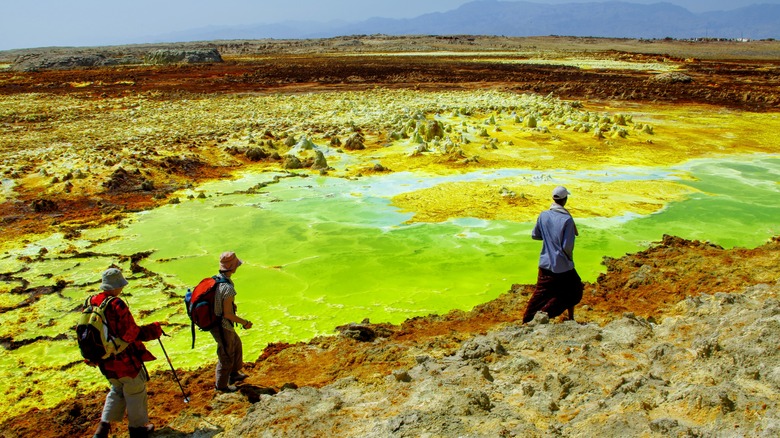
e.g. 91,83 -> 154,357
1,36 -> 779,437
1,235 -> 777,438
1,37 -> 779,245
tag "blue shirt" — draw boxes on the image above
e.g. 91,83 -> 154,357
531,203 -> 577,273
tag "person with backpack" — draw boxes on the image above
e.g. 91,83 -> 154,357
84,268 -> 163,438
211,251 -> 253,392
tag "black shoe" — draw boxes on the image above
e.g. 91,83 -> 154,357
215,384 -> 238,393
229,372 -> 248,383
128,424 -> 154,438
93,421 -> 110,438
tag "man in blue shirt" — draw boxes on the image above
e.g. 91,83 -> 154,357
522,186 -> 584,323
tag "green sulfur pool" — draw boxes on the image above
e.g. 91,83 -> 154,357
0,156 -> 778,418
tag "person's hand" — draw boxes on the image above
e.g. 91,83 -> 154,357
150,321 -> 163,339
139,321 -> 164,340
242,320 -> 253,330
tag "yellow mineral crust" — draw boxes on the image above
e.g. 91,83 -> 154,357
391,179 -> 696,223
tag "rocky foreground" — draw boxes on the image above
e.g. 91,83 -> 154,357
2,235 -> 778,437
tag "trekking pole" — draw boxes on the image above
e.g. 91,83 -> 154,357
158,334 -> 190,403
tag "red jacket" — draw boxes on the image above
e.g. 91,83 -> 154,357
90,292 -> 162,379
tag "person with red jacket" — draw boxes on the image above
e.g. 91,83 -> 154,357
88,268 -> 163,438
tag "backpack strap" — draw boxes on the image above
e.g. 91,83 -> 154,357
211,275 -> 231,348
100,295 -> 116,309
190,318 -> 196,349
97,296 -> 130,353
86,294 -> 115,311
213,274 -> 231,286
98,296 -> 116,333
211,274 -> 231,318
215,273 -> 233,282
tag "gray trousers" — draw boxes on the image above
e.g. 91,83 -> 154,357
210,326 -> 244,388
101,368 -> 149,428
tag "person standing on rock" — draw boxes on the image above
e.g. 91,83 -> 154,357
211,251 -> 252,392
87,268 -> 163,438
522,186 -> 584,323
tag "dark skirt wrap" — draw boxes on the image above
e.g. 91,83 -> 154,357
522,268 -> 583,323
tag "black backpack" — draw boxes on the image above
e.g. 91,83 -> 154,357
76,296 -> 129,363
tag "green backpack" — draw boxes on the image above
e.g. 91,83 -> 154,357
76,296 -> 130,363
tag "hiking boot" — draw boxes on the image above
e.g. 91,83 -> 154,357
229,372 -> 248,383
128,424 -> 154,438
92,421 -> 110,438
215,384 -> 238,393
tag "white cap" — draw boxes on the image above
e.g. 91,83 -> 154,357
552,186 -> 570,200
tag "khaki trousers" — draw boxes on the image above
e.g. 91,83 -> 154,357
210,326 -> 244,388
101,368 -> 149,428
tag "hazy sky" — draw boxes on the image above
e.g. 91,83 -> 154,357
2,0 -> 777,50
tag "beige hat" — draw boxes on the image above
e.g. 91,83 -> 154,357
100,268 -> 128,291
219,251 -> 243,272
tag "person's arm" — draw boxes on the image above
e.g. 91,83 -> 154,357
112,299 -> 141,342
561,219 -> 577,260
222,294 -> 253,329
531,217 -> 543,241
111,299 -> 162,342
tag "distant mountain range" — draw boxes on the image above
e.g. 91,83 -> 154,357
156,1 -> 780,43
